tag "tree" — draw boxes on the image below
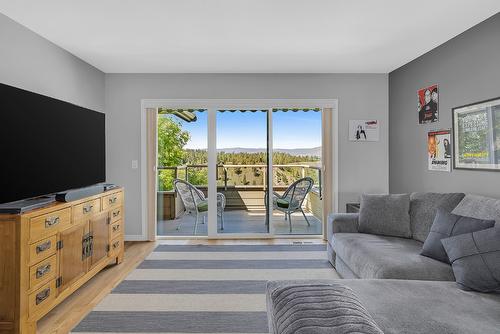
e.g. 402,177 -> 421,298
157,117 -> 190,191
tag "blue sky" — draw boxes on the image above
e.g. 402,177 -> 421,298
171,110 -> 322,149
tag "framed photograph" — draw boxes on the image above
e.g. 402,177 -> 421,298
418,84 -> 439,124
453,97 -> 500,171
428,129 -> 451,172
349,120 -> 379,142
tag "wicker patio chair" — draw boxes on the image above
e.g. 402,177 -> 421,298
265,177 -> 314,232
173,179 -> 226,234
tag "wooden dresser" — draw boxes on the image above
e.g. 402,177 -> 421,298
0,188 -> 124,334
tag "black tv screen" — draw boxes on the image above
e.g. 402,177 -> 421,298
0,83 -> 105,204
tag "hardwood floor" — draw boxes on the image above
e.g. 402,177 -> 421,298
37,238 -> 326,333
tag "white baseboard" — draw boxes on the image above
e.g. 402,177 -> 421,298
125,234 -> 147,241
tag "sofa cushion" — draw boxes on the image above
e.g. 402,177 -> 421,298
266,279 -> 500,334
421,208 -> 495,263
197,200 -> 208,212
341,279 -> 500,334
451,194 -> 500,224
266,281 -> 383,334
409,192 -> 465,242
332,233 -> 454,280
359,194 -> 411,238
442,226 -> 500,292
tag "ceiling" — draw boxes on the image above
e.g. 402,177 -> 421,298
0,1 -> 499,73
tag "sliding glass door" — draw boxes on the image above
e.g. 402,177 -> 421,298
271,109 -> 323,235
216,109 -> 270,234
153,103 -> 330,238
156,109 -> 208,236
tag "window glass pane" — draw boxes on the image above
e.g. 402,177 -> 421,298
272,109 -> 323,235
156,109 -> 208,236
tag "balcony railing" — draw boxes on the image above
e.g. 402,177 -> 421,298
157,164 -> 322,198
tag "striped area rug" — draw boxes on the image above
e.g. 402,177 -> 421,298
72,243 -> 339,333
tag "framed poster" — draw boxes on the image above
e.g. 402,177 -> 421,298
348,120 -> 379,142
418,84 -> 439,124
453,97 -> 500,171
428,129 -> 451,172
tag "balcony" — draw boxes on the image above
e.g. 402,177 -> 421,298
157,164 -> 323,235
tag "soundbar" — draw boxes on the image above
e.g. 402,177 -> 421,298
55,184 -> 105,202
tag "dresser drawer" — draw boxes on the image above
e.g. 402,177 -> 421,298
110,206 -> 122,223
73,198 -> 101,221
29,235 -> 57,265
102,192 -> 122,211
30,208 -> 71,242
109,237 -> 123,257
29,280 -> 56,317
29,255 -> 57,291
109,220 -> 123,240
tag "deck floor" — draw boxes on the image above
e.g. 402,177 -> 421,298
157,209 -> 322,236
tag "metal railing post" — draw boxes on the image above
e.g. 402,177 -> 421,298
318,169 -> 322,200
224,167 -> 228,191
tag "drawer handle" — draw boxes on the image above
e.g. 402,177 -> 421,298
109,197 -> 118,205
112,241 -> 120,249
45,216 -> 60,228
36,240 -> 52,254
83,204 -> 94,214
36,264 -> 52,279
113,210 -> 121,217
35,287 -> 51,305
112,224 -> 120,232
82,233 -> 94,260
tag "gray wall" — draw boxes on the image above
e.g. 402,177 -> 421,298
105,74 -> 389,238
0,13 -> 105,111
389,13 -> 500,197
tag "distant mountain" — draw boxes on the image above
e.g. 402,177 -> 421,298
217,147 -> 321,157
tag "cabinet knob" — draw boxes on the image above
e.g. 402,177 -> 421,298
113,210 -> 120,217
35,287 -> 51,305
109,197 -> 118,204
36,264 -> 52,279
83,204 -> 93,214
112,224 -> 120,232
36,240 -> 52,254
45,216 -> 60,228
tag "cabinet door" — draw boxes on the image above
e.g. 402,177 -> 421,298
59,222 -> 88,293
89,211 -> 110,269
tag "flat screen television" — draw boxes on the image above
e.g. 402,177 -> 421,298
0,82 -> 105,204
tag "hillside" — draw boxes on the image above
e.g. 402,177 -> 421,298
217,146 -> 321,157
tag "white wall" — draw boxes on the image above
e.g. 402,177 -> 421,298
105,74 -> 389,238
0,13 -> 105,111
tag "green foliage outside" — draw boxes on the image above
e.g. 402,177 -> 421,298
157,117 -> 189,191
157,116 -> 321,191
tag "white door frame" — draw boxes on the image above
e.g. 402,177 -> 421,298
140,99 -> 339,240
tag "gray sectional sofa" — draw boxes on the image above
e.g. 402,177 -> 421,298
268,278 -> 500,334
327,192 -> 466,280
267,193 -> 500,334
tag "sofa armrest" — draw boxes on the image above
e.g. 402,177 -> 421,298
327,213 -> 359,243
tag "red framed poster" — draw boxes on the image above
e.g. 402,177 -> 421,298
418,84 -> 438,124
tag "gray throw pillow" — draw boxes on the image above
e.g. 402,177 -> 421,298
451,194 -> 500,224
409,192 -> 465,242
442,227 -> 500,292
421,208 -> 495,263
359,194 -> 411,238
